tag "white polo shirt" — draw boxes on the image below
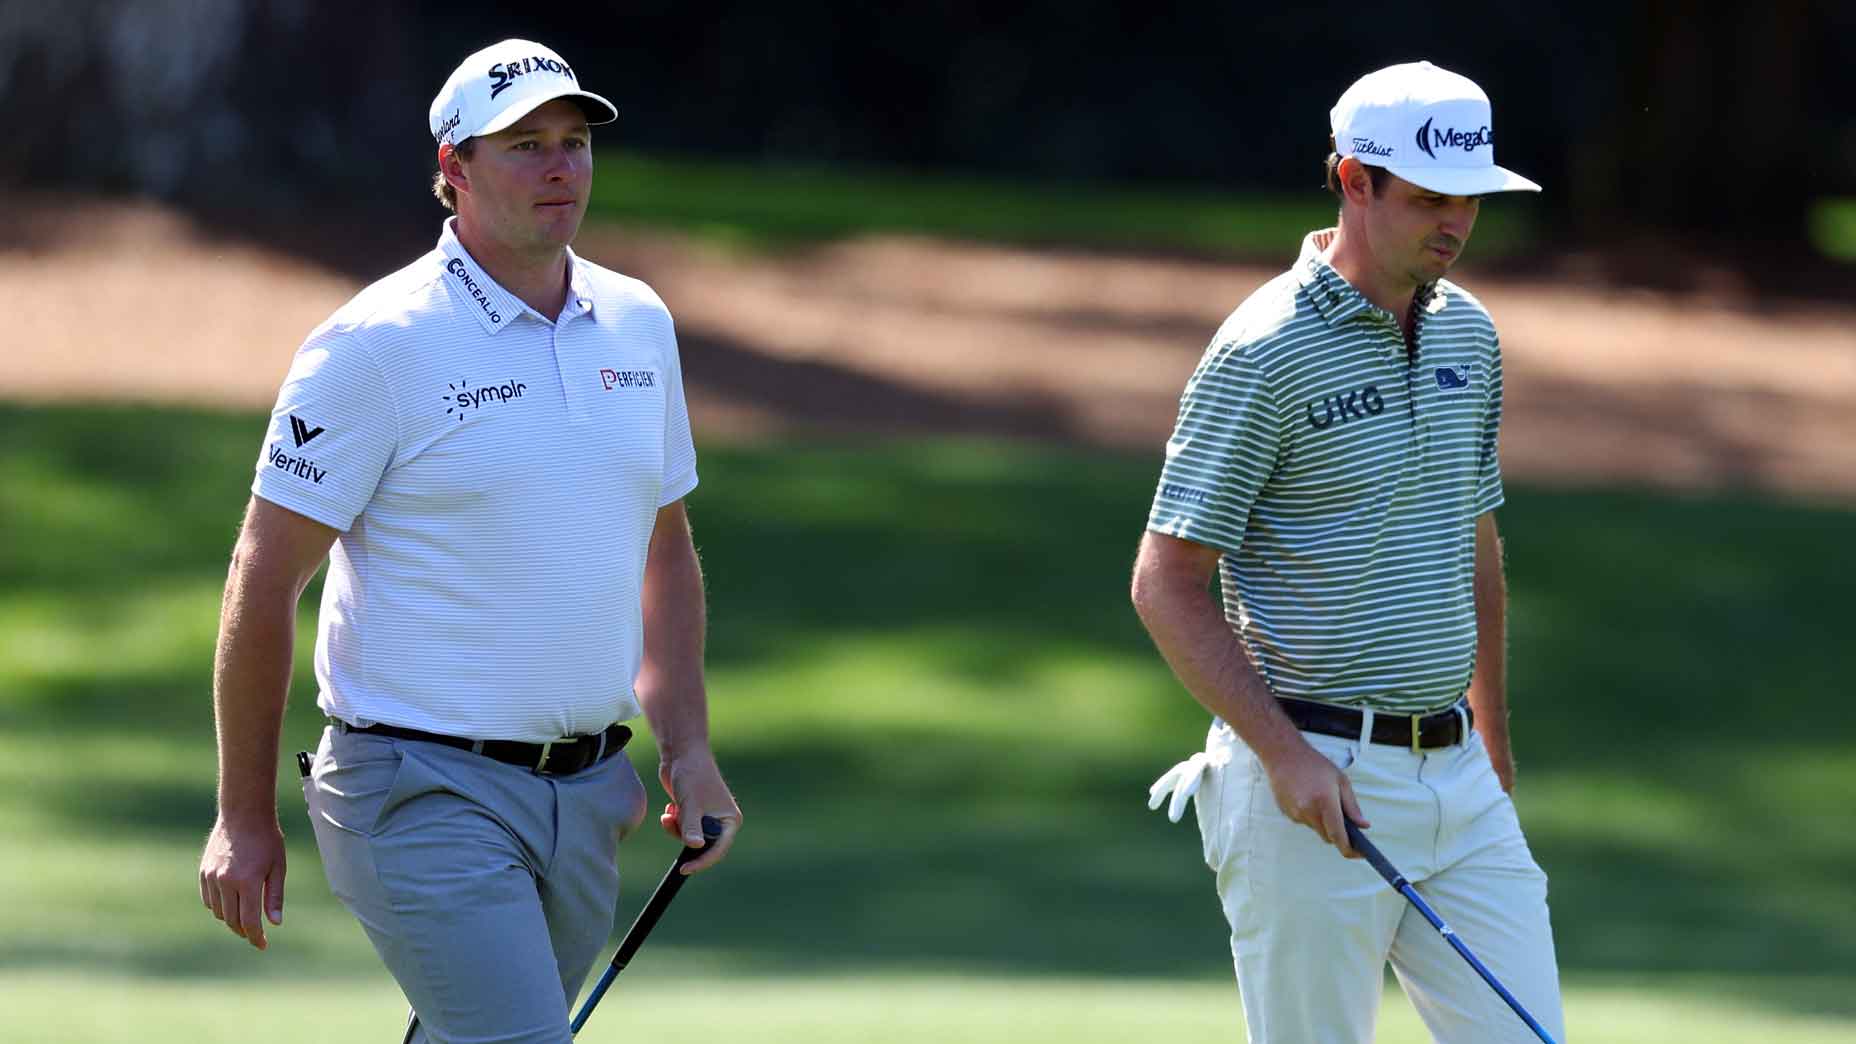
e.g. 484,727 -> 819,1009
253,219 -> 698,742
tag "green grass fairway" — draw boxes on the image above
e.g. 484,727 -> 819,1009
2,402 -> 1852,1041
587,150 -> 1541,259
2,972 -> 1852,1044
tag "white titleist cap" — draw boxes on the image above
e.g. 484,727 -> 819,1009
428,39 -> 617,148
1330,60 -> 1540,195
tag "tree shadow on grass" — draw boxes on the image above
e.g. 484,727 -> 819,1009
4,404 -> 1855,1019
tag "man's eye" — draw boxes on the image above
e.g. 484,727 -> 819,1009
513,141 -> 537,151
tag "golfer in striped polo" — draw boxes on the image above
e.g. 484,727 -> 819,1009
1133,62 -> 1564,1042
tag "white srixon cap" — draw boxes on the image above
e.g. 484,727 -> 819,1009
1330,60 -> 1540,195
429,39 -> 617,148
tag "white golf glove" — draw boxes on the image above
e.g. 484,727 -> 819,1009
1147,752 -> 1213,823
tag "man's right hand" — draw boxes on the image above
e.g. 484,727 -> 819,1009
199,815 -> 286,950
1261,740 -> 1369,858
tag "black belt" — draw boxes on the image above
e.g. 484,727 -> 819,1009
336,719 -> 632,776
1277,696 -> 1470,752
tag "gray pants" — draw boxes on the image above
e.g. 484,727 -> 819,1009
304,724 -> 648,1044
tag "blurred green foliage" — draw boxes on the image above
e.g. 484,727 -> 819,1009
1809,198 -> 1856,262
588,151 -> 1542,259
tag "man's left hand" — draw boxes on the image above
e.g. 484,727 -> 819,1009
658,745 -> 741,874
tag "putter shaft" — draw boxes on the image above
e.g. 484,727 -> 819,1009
569,816 -> 723,1035
1343,820 -> 1558,1044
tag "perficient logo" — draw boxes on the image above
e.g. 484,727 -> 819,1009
487,54 -> 577,100
599,368 -> 657,391
444,377 -> 529,421
1415,117 -> 1493,160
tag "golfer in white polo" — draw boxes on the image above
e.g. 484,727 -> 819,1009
1134,61 -> 1564,1042
198,39 -> 741,1043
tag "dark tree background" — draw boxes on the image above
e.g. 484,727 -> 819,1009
3,0 -> 1850,266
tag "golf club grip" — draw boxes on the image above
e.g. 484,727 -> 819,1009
1342,818 -> 1406,889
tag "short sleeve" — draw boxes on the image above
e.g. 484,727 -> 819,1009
251,329 -> 398,531
657,310 -> 698,506
1474,335 -> 1505,515
1145,341 -> 1285,554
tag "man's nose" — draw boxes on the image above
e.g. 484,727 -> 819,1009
1439,202 -> 1476,239
544,145 -> 576,181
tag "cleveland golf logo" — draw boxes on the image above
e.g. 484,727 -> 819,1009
434,109 -> 462,144
1415,117 -> 1493,160
487,54 -> 576,99
444,377 -> 529,421
1306,384 -> 1386,430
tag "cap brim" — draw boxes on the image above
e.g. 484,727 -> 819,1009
474,89 -> 619,138
1382,163 -> 1541,195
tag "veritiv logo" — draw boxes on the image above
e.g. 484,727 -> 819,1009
289,415 -> 325,448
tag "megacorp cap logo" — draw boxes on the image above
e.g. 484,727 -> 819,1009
1415,116 -> 1494,160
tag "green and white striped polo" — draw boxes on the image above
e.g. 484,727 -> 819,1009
1147,229 -> 1504,715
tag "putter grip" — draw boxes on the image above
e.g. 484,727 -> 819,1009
1343,819 -> 1407,889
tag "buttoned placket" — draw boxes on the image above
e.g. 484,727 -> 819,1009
1304,255 -> 1433,457
552,291 -> 595,423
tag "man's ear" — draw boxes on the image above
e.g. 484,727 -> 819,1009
439,143 -> 468,197
1336,155 -> 1373,208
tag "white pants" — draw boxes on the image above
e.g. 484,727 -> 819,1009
1172,720 -> 1565,1043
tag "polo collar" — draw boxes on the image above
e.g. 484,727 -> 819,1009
437,219 -> 528,335
563,245 -> 596,319
1293,228 -> 1448,329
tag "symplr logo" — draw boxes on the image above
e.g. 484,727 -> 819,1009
444,377 -> 529,421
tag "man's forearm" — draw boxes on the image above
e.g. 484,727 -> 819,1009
1468,513 -> 1513,785
212,551 -> 301,822
636,522 -> 710,760
1131,558 -> 1304,765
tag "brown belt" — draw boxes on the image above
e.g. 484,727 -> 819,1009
1277,696 -> 1471,752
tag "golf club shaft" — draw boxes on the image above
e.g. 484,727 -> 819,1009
1343,820 -> 1558,1044
569,815 -> 723,1035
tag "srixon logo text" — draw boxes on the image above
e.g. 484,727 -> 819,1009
488,55 -> 576,99
1307,385 -> 1385,430
1415,117 -> 1493,160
